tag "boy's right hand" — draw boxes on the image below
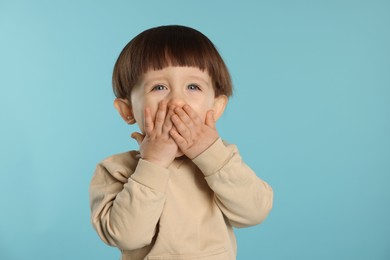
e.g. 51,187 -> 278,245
131,101 -> 178,168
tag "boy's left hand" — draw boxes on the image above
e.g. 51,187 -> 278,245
170,104 -> 219,159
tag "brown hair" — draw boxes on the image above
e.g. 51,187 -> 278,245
112,25 -> 233,100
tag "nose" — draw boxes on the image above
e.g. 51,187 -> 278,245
166,91 -> 185,108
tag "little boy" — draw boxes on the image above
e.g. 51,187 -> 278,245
89,25 -> 273,260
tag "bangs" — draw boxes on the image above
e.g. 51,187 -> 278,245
135,26 -> 215,73
113,25 -> 232,99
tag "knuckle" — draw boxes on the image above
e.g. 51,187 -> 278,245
181,127 -> 188,134
156,117 -> 165,124
178,139 -> 186,145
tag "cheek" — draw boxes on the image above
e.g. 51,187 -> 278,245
133,102 -> 160,133
131,90 -> 159,128
132,106 -> 144,132
189,101 -> 213,122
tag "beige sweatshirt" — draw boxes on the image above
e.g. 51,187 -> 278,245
90,138 -> 273,260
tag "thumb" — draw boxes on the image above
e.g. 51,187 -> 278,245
131,132 -> 145,146
205,110 -> 216,129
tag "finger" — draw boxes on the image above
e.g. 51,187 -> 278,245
205,110 -> 216,129
171,114 -> 192,142
131,132 -> 145,146
162,105 -> 175,134
154,101 -> 168,134
170,127 -> 188,149
144,107 -> 154,135
182,104 -> 202,125
174,106 -> 193,126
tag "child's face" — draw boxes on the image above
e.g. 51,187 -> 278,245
130,66 -> 221,133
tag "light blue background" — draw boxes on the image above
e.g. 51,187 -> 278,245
1,0 -> 389,259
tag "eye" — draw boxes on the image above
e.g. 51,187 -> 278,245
151,84 -> 167,91
187,84 -> 201,91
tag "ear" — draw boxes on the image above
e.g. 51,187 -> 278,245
114,98 -> 136,124
212,95 -> 228,121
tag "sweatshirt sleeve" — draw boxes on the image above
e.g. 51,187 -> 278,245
192,139 -> 273,228
89,154 -> 170,250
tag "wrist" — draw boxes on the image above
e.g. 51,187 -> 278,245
186,135 -> 219,160
192,138 -> 231,176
